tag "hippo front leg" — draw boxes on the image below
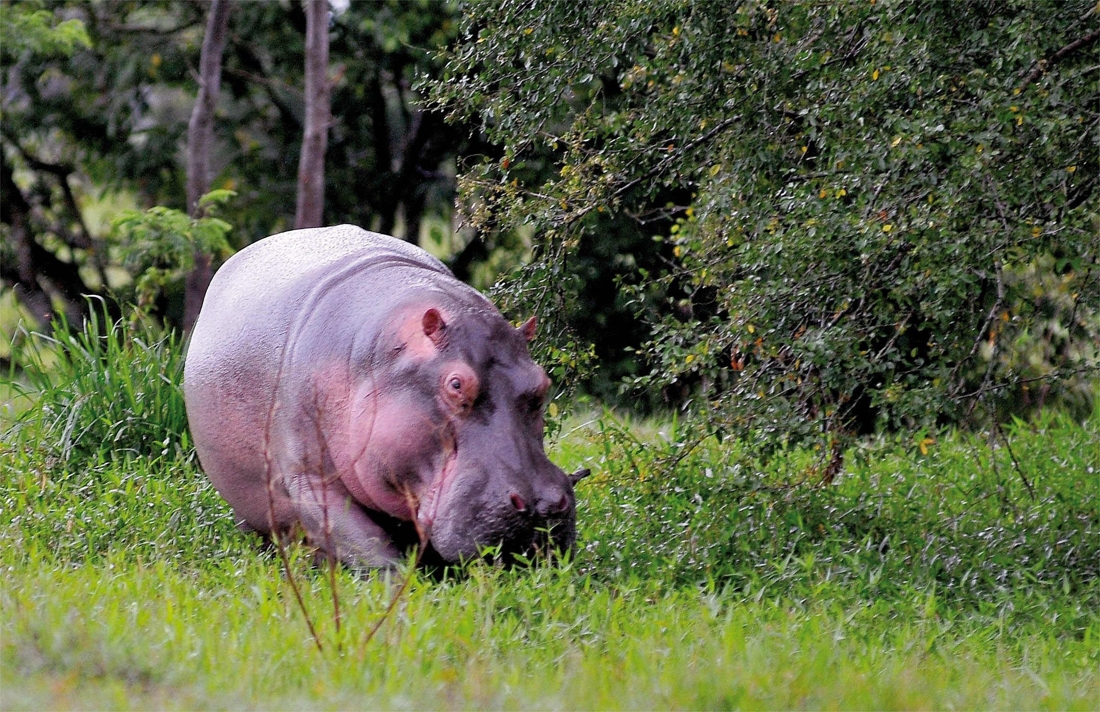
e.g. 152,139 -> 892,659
285,471 -> 403,570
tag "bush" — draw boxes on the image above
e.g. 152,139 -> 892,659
430,0 -> 1100,452
6,303 -> 190,468
1,305 -> 243,563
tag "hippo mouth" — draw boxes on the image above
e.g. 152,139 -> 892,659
415,445 -> 458,538
497,520 -> 576,565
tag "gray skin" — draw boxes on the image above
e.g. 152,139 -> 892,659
184,225 -> 585,569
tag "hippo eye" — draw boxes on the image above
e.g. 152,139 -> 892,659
442,368 -> 479,414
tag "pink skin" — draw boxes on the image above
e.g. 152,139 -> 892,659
281,307 -> 564,566
336,308 -> 473,519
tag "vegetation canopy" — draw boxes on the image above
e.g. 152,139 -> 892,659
1,0 -> 465,330
428,0 -> 1099,455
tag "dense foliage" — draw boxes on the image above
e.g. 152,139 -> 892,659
429,0 -> 1099,448
1,0 -> 465,328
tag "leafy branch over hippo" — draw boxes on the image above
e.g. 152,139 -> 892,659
184,225 -> 589,570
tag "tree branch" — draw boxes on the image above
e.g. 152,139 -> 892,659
1018,27 -> 1100,91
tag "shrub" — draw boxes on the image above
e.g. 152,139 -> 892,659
429,0 -> 1100,453
7,303 -> 190,468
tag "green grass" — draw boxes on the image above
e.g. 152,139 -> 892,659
2,318 -> 1098,709
5,559 -> 1096,710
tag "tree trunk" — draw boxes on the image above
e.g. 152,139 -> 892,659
295,0 -> 330,229
0,144 -> 93,329
183,0 -> 232,332
1,147 -> 56,330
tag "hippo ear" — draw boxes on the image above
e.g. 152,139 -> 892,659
422,308 -> 446,345
568,467 -> 591,486
519,316 -> 538,342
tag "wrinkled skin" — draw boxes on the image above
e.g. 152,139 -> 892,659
184,225 -> 583,569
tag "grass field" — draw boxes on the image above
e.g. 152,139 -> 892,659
1,320 -> 1097,709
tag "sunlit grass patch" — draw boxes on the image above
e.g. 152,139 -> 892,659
3,557 -> 1097,710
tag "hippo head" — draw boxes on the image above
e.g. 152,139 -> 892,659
351,301 -> 583,565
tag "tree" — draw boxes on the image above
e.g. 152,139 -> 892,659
295,0 -> 330,229
184,0 -> 232,331
1,1 -> 465,330
0,3 -> 92,329
429,0 -> 1099,452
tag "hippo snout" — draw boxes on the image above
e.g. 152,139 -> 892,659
508,473 -> 573,518
427,462 -> 579,564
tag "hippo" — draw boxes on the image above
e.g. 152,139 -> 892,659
184,225 -> 586,569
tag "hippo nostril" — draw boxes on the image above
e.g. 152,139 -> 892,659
510,492 -> 527,512
536,493 -> 570,517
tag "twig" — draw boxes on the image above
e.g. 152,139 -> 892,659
608,116 -> 741,204
953,365 -> 1100,400
262,359 -> 325,655
307,390 -> 342,652
993,419 -> 1035,499
271,528 -> 325,654
358,487 -> 428,655
791,18 -> 869,82
953,175 -> 1015,414
962,260 -> 1006,421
